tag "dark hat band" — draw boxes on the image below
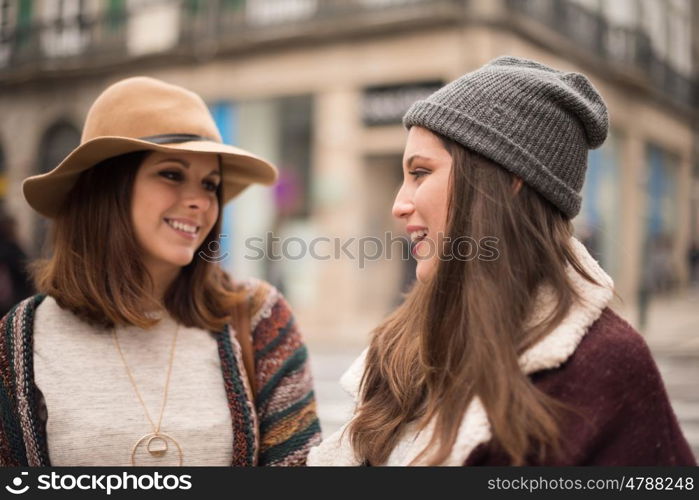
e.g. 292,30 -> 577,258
138,133 -> 217,144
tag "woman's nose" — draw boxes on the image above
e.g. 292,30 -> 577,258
183,185 -> 214,212
392,187 -> 414,219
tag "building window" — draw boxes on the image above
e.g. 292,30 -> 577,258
574,130 -> 622,280
126,0 -> 179,56
641,143 -> 680,296
601,0 -> 639,64
40,0 -> 89,58
666,0 -> 691,75
0,0 -> 16,66
276,95 -> 313,219
640,0 -> 668,59
245,0 -> 317,26
106,0 -> 126,31
213,96 -> 313,291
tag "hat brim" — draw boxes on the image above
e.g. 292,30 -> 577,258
22,136 -> 278,218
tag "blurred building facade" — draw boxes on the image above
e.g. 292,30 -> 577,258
0,0 -> 697,342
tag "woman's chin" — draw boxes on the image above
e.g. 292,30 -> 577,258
415,259 -> 436,284
159,251 -> 195,269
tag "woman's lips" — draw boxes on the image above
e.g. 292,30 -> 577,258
165,220 -> 197,240
411,239 -> 427,257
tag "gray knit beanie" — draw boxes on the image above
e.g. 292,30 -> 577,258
402,56 -> 608,218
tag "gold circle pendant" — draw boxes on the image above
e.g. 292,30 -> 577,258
146,435 -> 169,457
131,432 -> 183,466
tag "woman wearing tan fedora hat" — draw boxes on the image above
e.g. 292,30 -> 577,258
0,76 -> 321,466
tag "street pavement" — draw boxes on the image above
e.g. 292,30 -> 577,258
307,287 -> 699,461
308,344 -> 362,436
640,287 -> 699,461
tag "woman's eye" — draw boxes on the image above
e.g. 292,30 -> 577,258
408,169 -> 429,179
160,170 -> 219,192
159,170 -> 183,181
203,180 -> 220,192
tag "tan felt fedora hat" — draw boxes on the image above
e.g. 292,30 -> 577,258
23,76 -> 278,218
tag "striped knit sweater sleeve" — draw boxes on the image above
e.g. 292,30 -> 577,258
0,295 -> 49,466
246,279 -> 322,466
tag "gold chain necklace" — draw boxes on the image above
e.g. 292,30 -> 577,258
112,322 -> 184,466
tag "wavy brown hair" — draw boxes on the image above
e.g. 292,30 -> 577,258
348,135 -> 602,465
29,151 -> 244,331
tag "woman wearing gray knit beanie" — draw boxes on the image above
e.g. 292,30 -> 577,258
308,56 -> 695,466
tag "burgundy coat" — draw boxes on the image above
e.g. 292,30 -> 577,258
465,307 -> 696,465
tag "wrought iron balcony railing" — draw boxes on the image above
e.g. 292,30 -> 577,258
507,0 -> 695,109
0,0 -> 694,109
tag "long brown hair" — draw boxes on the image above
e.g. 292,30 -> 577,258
29,151 -> 244,331
348,135 -> 601,465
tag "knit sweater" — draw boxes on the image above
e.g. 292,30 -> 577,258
307,238 -> 696,466
0,279 -> 321,466
33,295 -> 235,466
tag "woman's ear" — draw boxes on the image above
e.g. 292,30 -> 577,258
512,177 -> 524,194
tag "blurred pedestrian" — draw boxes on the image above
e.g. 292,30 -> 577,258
309,57 -> 695,466
689,238 -> 699,286
0,77 -> 320,466
0,208 -> 35,317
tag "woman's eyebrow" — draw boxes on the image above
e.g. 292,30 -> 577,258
156,158 -> 190,167
155,158 -> 220,176
405,154 -> 433,168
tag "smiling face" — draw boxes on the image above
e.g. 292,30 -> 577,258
393,126 -> 453,283
131,151 -> 221,286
